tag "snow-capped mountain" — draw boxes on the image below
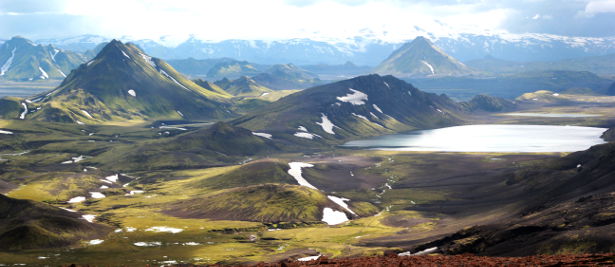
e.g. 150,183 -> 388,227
33,33 -> 615,66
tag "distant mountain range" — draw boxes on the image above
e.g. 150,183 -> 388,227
33,33 -> 615,65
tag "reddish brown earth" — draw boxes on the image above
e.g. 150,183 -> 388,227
210,254 -> 615,267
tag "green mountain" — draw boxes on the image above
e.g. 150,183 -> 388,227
252,63 -> 321,90
461,94 -> 516,112
0,36 -> 86,81
0,194 -> 110,250
215,76 -> 272,97
22,40 -> 233,124
92,122 -> 281,170
375,36 -> 474,78
234,74 -> 464,143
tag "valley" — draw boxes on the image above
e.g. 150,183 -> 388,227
1,78 -> 615,265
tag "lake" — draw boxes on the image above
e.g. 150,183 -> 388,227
341,124 -> 607,153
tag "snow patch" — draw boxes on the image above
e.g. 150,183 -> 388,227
327,195 -> 356,215
88,239 -> 104,245
252,132 -> 272,139
133,241 -> 162,247
399,247 -> 438,256
287,162 -> 317,190
19,103 -> 28,119
159,125 -> 187,131
297,255 -> 321,262
127,89 -> 136,97
145,226 -> 183,234
68,196 -> 86,203
372,104 -> 383,113
352,113 -> 369,121
81,110 -> 93,119
176,110 -> 184,117
61,155 -> 85,164
38,67 -> 49,79
121,50 -> 130,59
105,174 -> 119,183
297,126 -> 308,132
0,130 -> 13,135
82,214 -> 96,223
125,190 -> 144,196
260,92 -> 270,97
316,113 -> 336,134
421,60 -> 435,75
89,192 -> 105,199
160,69 -> 188,90
139,52 -> 155,68
294,132 -> 316,139
336,88 -> 368,105
322,207 -> 349,225
0,48 -> 16,76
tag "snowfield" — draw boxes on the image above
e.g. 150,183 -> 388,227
287,162 -> 317,190
327,195 -> 356,215
316,113 -> 336,134
322,207 -> 349,225
336,88 -> 368,105
145,226 -> 184,234
68,196 -> 86,203
252,132 -> 272,139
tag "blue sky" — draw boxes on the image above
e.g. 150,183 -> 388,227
1,0 -> 615,43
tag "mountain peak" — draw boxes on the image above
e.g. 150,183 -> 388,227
7,36 -> 35,46
374,36 -> 473,78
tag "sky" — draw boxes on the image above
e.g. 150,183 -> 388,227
1,0 -> 615,44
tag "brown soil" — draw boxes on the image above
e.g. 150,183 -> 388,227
203,253 -> 615,267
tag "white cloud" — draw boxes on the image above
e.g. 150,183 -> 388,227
584,0 -> 615,15
37,0 -> 513,42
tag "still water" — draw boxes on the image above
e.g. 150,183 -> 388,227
342,124 -> 606,153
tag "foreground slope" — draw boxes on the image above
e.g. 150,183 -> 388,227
24,40 -> 233,124
235,74 -> 464,143
0,194 -> 110,250
410,142 -> 615,256
375,36 -> 474,78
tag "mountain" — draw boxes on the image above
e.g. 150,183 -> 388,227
167,57 -> 244,77
215,76 -> 272,97
461,95 -> 516,112
234,74 -> 464,143
252,64 -> 321,90
375,36 -> 474,78
23,40 -> 233,124
0,194 -> 110,250
206,60 -> 265,80
0,36 -> 86,81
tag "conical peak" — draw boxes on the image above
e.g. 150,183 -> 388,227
410,36 -> 433,47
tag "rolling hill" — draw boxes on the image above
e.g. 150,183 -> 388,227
0,36 -> 86,81
19,40 -> 234,124
375,36 -> 474,78
252,64 -> 321,90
